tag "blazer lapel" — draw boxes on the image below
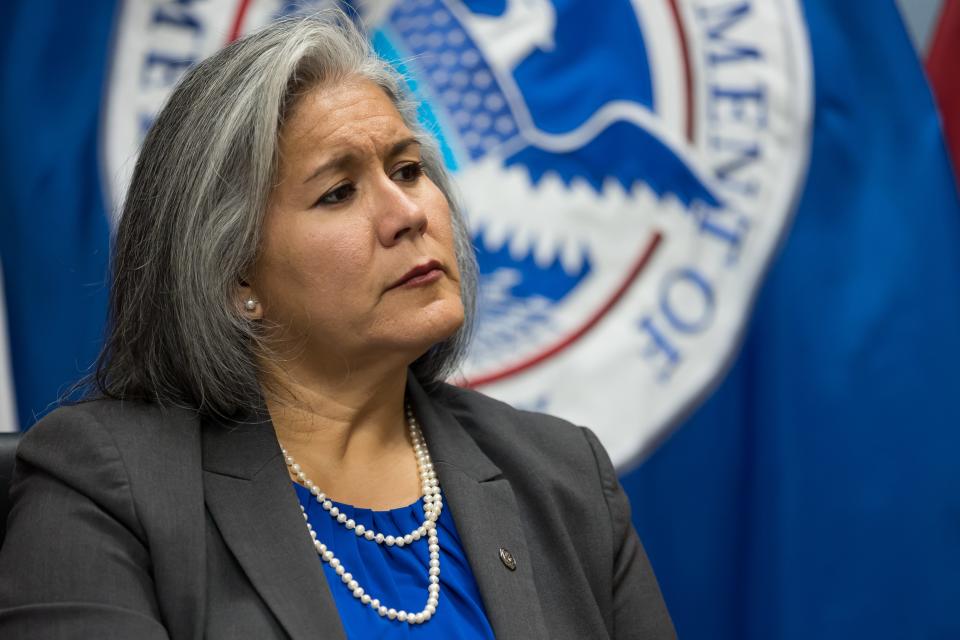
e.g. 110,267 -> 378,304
202,411 -> 346,640
408,379 -> 551,640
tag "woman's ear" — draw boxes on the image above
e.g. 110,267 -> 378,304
236,279 -> 263,320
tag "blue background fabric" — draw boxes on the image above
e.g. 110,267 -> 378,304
293,482 -> 495,639
1,1 -> 959,639
622,2 -> 960,638
0,1 -> 113,428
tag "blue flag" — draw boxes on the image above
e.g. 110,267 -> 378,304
0,2 -> 114,429
1,1 -> 958,638
622,2 -> 960,638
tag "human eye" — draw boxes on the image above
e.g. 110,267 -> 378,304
391,161 -> 424,183
314,182 -> 355,207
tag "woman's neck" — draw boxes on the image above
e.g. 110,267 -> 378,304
259,359 -> 422,510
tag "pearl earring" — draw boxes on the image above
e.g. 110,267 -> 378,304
244,298 -> 257,311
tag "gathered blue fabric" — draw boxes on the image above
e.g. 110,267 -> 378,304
292,482 -> 496,639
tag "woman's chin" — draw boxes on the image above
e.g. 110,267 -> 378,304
392,299 -> 466,360
419,300 -> 465,343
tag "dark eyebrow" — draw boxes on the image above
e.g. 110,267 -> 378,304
302,136 -> 422,185
387,136 -> 422,159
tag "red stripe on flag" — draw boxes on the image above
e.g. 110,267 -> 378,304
927,0 -> 960,183
227,0 -> 253,43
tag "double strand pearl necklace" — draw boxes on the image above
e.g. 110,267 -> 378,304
281,404 -> 442,625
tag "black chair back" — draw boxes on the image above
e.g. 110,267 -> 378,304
0,432 -> 21,548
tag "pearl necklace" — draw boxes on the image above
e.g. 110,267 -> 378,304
282,404 -> 442,625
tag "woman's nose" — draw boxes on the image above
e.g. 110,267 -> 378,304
375,177 -> 428,246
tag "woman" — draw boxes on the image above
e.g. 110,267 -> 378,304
0,10 -> 674,639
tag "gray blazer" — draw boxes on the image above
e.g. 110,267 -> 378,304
0,377 -> 675,639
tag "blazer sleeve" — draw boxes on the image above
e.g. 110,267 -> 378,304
581,428 -> 676,640
0,407 -> 170,639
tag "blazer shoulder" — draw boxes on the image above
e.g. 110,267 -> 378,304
27,398 -> 201,447
29,398 -> 198,437
426,382 -> 603,481
430,382 -> 586,441
21,399 -> 160,464
3,401 -> 206,638
20,400 -> 202,503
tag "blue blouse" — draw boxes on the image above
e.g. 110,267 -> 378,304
292,482 -> 496,639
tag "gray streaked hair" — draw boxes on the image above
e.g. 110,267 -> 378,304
88,8 -> 478,416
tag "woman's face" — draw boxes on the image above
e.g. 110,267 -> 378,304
248,78 -> 464,373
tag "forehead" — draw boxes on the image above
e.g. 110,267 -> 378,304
279,78 -> 412,156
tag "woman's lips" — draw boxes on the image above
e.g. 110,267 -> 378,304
390,260 -> 444,290
399,268 -> 443,288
